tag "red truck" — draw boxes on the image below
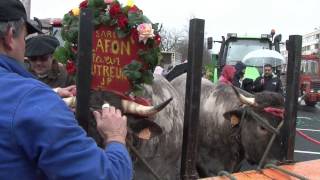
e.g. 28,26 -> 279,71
300,54 -> 320,106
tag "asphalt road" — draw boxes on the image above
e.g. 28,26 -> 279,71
294,103 -> 320,162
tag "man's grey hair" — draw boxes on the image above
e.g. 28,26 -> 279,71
0,18 -> 25,39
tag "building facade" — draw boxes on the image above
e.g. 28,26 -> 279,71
302,29 -> 320,55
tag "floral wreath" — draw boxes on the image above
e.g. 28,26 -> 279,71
54,0 -> 162,95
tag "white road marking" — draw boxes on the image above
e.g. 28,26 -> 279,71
297,128 -> 320,132
294,150 -> 320,155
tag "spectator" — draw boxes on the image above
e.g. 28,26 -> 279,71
253,64 -> 283,94
232,61 -> 246,88
0,0 -> 132,179
218,65 -> 236,85
26,35 -> 74,88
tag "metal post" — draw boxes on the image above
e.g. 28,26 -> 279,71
75,9 -> 93,132
281,35 -> 302,161
180,18 -> 205,180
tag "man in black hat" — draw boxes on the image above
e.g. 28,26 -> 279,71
26,35 -> 74,88
0,0 -> 132,179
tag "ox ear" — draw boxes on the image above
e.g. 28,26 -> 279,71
223,109 -> 243,127
127,118 -> 163,140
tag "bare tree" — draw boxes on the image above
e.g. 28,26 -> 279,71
160,28 -> 186,52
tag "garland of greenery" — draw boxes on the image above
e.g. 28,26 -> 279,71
54,0 -> 162,95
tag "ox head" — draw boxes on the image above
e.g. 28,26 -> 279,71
223,86 -> 285,165
89,91 -> 173,143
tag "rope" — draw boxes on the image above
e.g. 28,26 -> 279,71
258,120 -> 284,169
217,170 -> 237,180
126,141 -> 162,180
296,129 -> 320,145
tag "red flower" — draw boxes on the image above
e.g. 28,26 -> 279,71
117,15 -> 128,28
128,5 -> 139,13
109,3 -> 121,17
131,28 -> 139,42
66,60 -> 77,75
79,0 -> 88,9
154,34 -> 161,45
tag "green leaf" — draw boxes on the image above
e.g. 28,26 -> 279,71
88,0 -> 105,8
115,27 -> 130,38
53,47 -> 69,64
142,71 -> 153,84
127,60 -> 142,71
100,14 -> 111,25
128,12 -> 144,26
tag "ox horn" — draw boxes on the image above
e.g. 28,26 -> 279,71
63,96 -> 77,108
121,97 -> 173,117
231,86 -> 257,106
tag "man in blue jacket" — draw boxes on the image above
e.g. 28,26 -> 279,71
0,0 -> 132,179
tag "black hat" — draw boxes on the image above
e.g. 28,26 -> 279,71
25,35 -> 60,57
0,0 -> 41,34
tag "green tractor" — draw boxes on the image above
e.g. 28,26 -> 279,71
207,30 -> 282,82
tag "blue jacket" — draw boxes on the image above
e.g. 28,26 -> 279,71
0,55 -> 132,180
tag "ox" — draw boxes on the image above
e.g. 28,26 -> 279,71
171,74 -> 285,177
87,74 -> 184,180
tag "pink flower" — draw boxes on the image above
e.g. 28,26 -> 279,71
137,23 -> 155,44
104,0 -> 114,3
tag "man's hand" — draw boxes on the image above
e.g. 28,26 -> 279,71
93,105 -> 127,145
54,85 -> 76,98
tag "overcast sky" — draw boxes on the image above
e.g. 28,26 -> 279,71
30,0 -> 319,51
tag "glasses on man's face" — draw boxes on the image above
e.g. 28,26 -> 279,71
264,68 -> 272,72
28,55 -> 52,62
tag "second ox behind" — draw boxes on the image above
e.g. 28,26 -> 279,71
171,74 -> 285,177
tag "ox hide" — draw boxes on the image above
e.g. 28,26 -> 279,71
171,74 -> 284,177
88,74 -> 184,180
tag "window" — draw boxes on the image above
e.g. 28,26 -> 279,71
316,34 -> 320,39
315,44 -> 319,49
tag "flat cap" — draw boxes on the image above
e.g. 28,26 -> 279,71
25,35 -> 60,57
0,0 -> 42,34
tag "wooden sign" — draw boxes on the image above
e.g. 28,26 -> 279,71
91,26 -> 140,94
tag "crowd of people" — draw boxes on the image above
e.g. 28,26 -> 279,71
218,61 -> 284,95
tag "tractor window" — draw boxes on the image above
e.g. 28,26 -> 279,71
225,39 -> 270,65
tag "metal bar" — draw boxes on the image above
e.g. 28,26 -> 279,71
281,35 -> 302,161
75,8 -> 93,132
264,163 -> 309,180
180,18 -> 205,180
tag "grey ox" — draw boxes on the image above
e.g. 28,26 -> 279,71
171,74 -> 285,178
89,74 -> 184,180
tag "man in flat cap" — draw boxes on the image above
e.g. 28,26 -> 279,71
0,0 -> 132,179
26,35 -> 74,88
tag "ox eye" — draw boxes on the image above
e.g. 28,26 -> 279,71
258,125 -> 267,133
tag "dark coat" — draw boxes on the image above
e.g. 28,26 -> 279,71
253,75 -> 283,95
